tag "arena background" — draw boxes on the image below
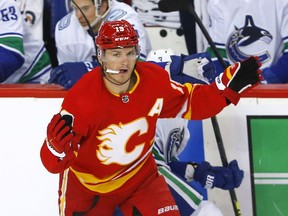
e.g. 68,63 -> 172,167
1,0 -> 288,215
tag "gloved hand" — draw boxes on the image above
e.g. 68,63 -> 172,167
170,52 -> 216,84
193,160 -> 244,190
146,49 -> 216,84
49,61 -> 99,89
215,56 -> 262,93
46,113 -> 74,158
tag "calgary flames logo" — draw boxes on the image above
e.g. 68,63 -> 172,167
96,118 -> 148,165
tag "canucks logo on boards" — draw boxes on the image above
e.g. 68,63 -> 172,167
226,15 -> 272,63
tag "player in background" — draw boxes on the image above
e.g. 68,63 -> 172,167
0,0 -> 52,83
40,19 -> 261,215
146,49 -> 244,216
50,0 -> 216,89
55,0 -> 152,65
154,118 -> 243,216
193,0 -> 288,83
50,0 -> 152,88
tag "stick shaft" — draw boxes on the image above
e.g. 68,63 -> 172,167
182,2 -> 241,215
211,116 -> 241,216
190,5 -> 241,215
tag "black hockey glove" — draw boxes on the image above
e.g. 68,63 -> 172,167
215,56 -> 262,93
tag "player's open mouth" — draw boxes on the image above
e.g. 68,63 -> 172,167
119,69 -> 128,73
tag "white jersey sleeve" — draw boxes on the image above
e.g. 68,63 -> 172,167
0,0 -> 51,83
0,0 -> 24,58
17,0 -> 44,40
153,119 -> 204,214
154,118 -> 190,164
55,12 -> 97,64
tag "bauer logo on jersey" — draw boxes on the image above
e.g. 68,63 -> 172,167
96,118 -> 148,165
226,15 -> 272,63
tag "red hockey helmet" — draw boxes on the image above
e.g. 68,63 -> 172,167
96,19 -> 139,50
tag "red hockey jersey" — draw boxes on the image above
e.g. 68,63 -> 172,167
41,62 -> 230,195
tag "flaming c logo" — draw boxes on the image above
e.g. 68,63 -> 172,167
96,118 -> 148,165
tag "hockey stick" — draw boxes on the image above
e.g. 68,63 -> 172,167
158,1 -> 241,216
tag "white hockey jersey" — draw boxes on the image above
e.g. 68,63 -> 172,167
203,0 -> 288,69
15,0 -> 44,40
0,0 -> 51,83
154,118 -> 190,167
55,0 -> 152,64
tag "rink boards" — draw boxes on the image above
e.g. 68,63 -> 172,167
0,84 -> 288,216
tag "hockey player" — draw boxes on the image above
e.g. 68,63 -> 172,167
50,47 -> 239,215
146,49 -> 243,216
40,20 -> 261,215
55,0 -> 152,65
0,0 -> 52,83
153,118 -> 243,216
